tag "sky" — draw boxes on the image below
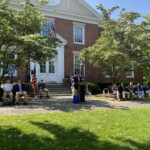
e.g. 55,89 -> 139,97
85,0 -> 150,22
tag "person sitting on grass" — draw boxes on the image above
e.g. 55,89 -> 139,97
38,80 -> 49,98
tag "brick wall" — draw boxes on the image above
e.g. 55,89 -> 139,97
55,17 -> 143,84
15,18 -> 143,84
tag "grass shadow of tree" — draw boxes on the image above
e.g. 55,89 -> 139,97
0,121 -> 149,150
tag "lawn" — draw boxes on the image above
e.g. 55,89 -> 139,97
0,108 -> 150,150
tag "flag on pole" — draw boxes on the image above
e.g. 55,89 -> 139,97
30,65 -> 37,93
49,22 -> 56,38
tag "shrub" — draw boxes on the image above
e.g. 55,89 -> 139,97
87,82 -> 101,95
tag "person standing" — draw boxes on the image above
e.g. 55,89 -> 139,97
13,78 -> 27,105
3,79 -> 13,105
73,73 -> 82,96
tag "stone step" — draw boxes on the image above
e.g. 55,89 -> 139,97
43,84 -> 71,96
27,83 -> 72,97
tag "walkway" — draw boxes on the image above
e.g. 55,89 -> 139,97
0,95 -> 150,116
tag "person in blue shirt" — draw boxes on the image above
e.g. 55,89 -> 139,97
38,80 -> 49,98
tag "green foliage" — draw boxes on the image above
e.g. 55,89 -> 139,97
143,68 -> 150,85
80,4 -> 150,83
87,82 -> 100,94
0,0 -> 61,82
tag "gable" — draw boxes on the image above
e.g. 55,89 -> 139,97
10,0 -> 101,25
47,0 -> 100,19
41,0 -> 101,25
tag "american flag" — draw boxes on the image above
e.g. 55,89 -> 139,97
30,65 -> 37,93
49,22 -> 56,38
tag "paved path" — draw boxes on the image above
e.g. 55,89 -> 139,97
0,95 -> 150,116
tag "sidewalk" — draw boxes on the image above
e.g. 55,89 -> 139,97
0,95 -> 150,116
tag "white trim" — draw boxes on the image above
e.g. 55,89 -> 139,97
72,51 -> 80,55
126,67 -> 134,78
126,71 -> 134,78
104,67 -> 112,78
73,24 -> 85,44
73,22 -> 85,26
79,0 -> 101,19
9,1 -> 102,26
56,33 -> 68,46
0,55 -> 17,77
105,75 -> 111,78
30,33 -> 67,83
72,53 -> 85,76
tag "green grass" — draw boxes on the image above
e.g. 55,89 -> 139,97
0,108 -> 150,150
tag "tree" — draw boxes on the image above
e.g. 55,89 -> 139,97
0,0 -> 60,83
141,14 -> 150,85
80,4 -> 150,83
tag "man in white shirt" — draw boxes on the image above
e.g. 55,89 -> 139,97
3,79 -> 13,104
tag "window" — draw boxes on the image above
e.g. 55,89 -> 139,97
74,55 -> 81,75
49,61 -> 55,73
126,70 -> 134,78
73,22 -> 85,44
73,54 -> 85,76
42,21 -> 53,36
40,62 -> 46,73
0,54 -> 17,76
105,67 -> 112,78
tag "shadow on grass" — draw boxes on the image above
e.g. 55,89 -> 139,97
1,95 -> 150,113
10,96 -> 131,112
0,121 -> 150,150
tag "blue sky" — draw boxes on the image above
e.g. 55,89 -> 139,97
85,0 -> 150,22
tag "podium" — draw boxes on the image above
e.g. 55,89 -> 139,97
79,82 -> 86,102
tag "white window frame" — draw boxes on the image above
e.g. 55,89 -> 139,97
49,60 -> 55,73
104,67 -> 112,78
0,54 -> 17,77
41,20 -> 54,36
40,62 -> 46,73
73,51 -> 85,76
73,22 -> 85,45
126,69 -> 134,78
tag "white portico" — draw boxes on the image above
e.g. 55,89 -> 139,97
30,34 -> 67,83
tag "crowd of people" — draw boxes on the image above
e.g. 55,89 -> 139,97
0,78 -> 49,106
110,82 -> 150,101
0,78 -> 28,105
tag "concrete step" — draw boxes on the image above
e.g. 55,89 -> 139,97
44,83 -> 71,96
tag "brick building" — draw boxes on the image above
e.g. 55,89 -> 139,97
7,0 -> 142,84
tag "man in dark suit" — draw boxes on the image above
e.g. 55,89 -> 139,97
73,73 -> 81,90
13,78 -> 27,104
118,83 -> 130,100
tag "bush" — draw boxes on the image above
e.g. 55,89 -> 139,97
87,82 -> 118,95
87,82 -> 101,95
